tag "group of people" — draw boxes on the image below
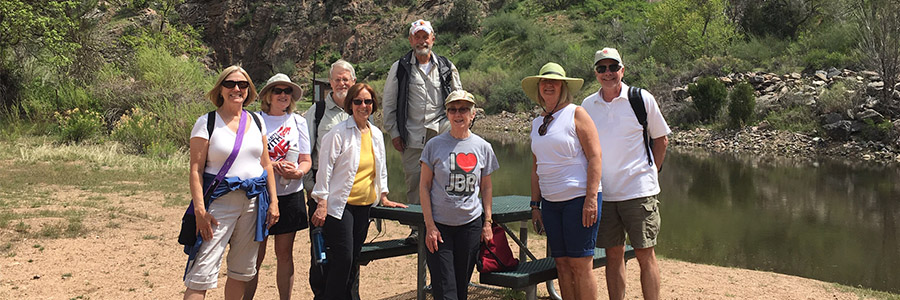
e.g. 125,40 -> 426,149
180,18 -> 670,300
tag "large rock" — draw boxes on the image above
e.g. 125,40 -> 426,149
826,67 -> 841,78
861,70 -> 879,77
749,76 -> 765,84
814,71 -> 829,81
820,112 -> 844,125
857,109 -> 885,124
672,86 -> 689,101
867,81 -> 885,96
823,120 -> 858,140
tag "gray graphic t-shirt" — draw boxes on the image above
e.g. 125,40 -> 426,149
420,132 -> 499,226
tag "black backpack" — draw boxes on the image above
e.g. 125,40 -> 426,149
627,86 -> 653,167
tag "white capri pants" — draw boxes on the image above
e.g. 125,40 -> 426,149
184,191 -> 259,290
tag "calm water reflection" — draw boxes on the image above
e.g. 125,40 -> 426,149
384,134 -> 900,293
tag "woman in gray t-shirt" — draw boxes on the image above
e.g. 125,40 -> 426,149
420,90 -> 499,300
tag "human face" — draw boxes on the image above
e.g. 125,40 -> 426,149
538,79 -> 563,109
594,58 -> 624,90
220,72 -> 249,106
330,68 -> 355,103
408,30 -> 434,57
446,101 -> 474,130
351,88 -> 373,122
268,84 -> 292,115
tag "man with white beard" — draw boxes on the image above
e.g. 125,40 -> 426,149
303,59 -> 355,300
382,19 -> 462,244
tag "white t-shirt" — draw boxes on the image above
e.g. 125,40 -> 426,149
581,83 -> 671,202
259,112 -> 312,195
190,111 -> 266,180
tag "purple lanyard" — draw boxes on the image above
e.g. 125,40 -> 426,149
204,110 -> 248,199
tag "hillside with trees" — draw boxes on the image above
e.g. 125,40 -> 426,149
1,0 -> 898,158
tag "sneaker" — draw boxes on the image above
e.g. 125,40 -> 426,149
404,229 -> 419,245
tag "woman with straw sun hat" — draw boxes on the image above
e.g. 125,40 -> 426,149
523,62 -> 603,299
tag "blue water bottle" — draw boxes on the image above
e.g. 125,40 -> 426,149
312,227 -> 327,265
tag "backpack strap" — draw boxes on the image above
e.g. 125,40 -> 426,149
627,86 -> 653,166
247,110 -> 262,132
206,111 -> 216,137
436,55 -> 453,101
313,100 -> 326,133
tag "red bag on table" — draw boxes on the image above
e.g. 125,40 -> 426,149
476,223 -> 519,272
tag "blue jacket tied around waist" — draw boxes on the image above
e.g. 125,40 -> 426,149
182,171 -> 271,277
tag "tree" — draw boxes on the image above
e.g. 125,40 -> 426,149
852,0 -> 900,106
689,76 -> 728,122
728,82 -> 756,127
730,0 -> 823,38
647,0 -> 742,64
0,0 -> 83,68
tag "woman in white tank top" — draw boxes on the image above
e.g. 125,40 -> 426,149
522,62 -> 603,300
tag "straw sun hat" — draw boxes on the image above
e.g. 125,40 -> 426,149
259,73 -> 303,101
521,62 -> 583,105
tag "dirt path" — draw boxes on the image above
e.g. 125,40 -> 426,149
0,187 -> 874,299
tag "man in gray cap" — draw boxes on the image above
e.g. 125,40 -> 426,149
382,19 -> 463,244
581,47 -> 670,300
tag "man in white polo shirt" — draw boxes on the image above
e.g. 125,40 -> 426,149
581,47 -> 670,300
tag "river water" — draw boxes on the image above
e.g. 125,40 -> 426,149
382,136 -> 900,293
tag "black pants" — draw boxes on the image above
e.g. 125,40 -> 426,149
322,203 -> 371,300
307,199 -> 361,300
426,217 -> 483,300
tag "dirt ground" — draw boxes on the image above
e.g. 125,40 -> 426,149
0,187 -> 876,300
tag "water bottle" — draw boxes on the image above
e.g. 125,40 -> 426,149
311,227 -> 327,265
280,146 -> 300,186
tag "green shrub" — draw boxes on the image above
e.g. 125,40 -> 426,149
111,107 -> 162,154
134,45 -> 211,92
142,98 -> 212,149
790,23 -> 860,70
688,77 -> 727,122
764,106 -> 817,133
817,81 -> 857,114
728,82 -> 756,128
54,108 -> 106,144
438,0 -> 481,34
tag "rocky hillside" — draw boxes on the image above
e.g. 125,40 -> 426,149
177,0 -> 498,80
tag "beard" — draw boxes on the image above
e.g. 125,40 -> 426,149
414,45 -> 431,56
334,90 -> 348,101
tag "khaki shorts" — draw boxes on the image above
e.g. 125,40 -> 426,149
596,195 -> 660,249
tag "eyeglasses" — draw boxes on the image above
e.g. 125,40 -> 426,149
352,99 -> 374,105
538,114 -> 554,136
446,107 -> 471,114
595,64 -> 622,74
272,87 -> 293,95
221,80 -> 250,89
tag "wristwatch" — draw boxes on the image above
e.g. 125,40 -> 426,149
484,218 -> 493,225
530,201 -> 541,210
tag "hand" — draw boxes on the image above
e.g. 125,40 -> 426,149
425,226 -> 443,253
481,223 -> 493,244
582,197 -> 598,227
391,137 -> 406,152
311,204 -> 327,227
531,209 -> 544,235
195,210 -> 219,241
281,161 -> 300,178
380,198 -> 408,208
267,203 -> 280,229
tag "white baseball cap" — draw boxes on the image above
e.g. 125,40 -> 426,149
409,19 -> 433,36
593,47 -> 622,66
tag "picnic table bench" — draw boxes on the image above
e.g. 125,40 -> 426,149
358,238 -> 417,266
479,246 -> 636,300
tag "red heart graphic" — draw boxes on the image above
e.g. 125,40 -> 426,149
455,153 -> 477,173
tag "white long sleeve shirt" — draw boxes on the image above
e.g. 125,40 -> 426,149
311,118 -> 389,219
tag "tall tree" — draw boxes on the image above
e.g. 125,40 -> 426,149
647,0 -> 741,64
852,0 -> 900,107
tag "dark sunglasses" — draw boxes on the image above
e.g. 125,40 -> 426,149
446,107 -> 471,114
272,87 -> 293,95
538,114 -> 554,136
595,64 -> 622,74
221,80 -> 250,89
352,99 -> 374,105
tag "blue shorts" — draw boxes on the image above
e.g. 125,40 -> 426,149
541,193 -> 601,258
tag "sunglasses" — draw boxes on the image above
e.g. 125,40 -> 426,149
352,99 -> 374,105
595,64 -> 622,74
272,87 -> 293,95
446,107 -> 471,114
538,114 -> 554,136
221,80 -> 250,89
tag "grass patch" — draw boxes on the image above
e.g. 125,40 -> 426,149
764,106 -> 818,134
833,283 -> 900,300
163,194 -> 185,208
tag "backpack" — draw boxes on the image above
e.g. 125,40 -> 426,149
627,86 -> 654,167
